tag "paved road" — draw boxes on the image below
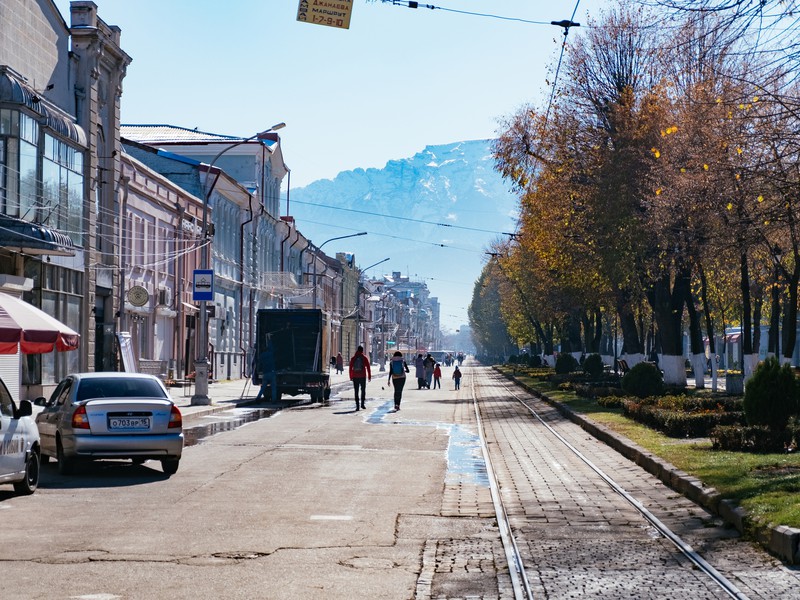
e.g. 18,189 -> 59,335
0,364 -> 796,599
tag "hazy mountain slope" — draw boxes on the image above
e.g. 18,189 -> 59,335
290,139 -> 518,329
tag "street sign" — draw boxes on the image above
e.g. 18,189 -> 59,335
193,269 -> 214,302
297,0 -> 353,30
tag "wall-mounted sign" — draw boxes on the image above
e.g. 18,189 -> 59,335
193,269 -> 214,302
127,285 -> 149,307
297,0 -> 353,30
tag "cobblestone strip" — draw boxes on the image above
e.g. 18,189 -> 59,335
414,372 -> 513,599
472,369 -> 747,598
482,368 -> 800,599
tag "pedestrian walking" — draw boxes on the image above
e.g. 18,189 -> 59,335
423,353 -> 435,389
414,354 -> 425,389
349,346 -> 371,410
433,363 -> 442,389
453,365 -> 462,390
387,351 -> 410,410
335,352 -> 344,375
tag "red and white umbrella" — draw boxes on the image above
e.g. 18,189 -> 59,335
0,292 -> 80,354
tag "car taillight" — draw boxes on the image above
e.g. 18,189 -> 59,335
168,405 -> 182,429
72,405 -> 90,429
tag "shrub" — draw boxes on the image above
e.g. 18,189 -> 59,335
621,362 -> 664,398
710,424 -> 798,453
597,395 -> 624,408
530,355 -> 542,367
582,353 -> 604,378
555,353 -> 579,374
743,357 -> 800,430
621,395 -> 743,437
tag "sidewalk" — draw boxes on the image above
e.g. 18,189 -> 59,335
171,364 -> 367,423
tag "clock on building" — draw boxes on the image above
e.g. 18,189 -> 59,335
127,285 -> 149,307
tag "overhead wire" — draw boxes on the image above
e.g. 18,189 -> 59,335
291,198 -> 514,236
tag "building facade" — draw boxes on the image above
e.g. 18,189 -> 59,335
0,0 -> 130,399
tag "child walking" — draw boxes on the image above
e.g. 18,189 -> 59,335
433,363 -> 442,389
453,365 -> 462,390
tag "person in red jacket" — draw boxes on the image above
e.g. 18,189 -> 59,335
433,363 -> 442,389
349,345 -> 372,411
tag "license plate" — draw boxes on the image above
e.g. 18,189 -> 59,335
108,417 -> 150,430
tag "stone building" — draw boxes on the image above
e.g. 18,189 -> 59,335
0,0 -> 130,398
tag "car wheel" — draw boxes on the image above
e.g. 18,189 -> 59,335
13,450 -> 40,495
161,457 -> 180,476
57,439 -> 74,475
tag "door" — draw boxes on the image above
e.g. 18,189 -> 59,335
36,378 -> 72,456
0,379 -> 23,479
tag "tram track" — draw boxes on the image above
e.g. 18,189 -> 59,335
468,367 -> 754,600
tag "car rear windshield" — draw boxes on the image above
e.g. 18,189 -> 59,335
76,378 -> 168,402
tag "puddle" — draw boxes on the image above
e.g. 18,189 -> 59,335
365,401 -> 489,487
183,408 -> 277,446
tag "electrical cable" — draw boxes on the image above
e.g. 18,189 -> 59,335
291,198 -> 514,236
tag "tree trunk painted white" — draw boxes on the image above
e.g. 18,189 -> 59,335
571,351 -> 582,361
543,354 -> 555,368
661,354 -> 687,386
624,352 -> 645,368
743,353 -> 759,380
601,354 -> 614,368
691,353 -> 706,389
710,360 -> 718,392
781,356 -> 792,366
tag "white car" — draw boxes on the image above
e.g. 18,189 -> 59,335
0,377 -> 40,495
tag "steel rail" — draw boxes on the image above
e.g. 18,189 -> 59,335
468,373 -> 535,600
492,372 -> 750,600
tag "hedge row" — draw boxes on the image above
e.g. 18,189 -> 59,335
710,424 -> 800,453
622,395 -> 744,438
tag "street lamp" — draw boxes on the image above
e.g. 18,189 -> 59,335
191,122 -> 286,406
355,257 -> 389,350
311,232 -> 367,310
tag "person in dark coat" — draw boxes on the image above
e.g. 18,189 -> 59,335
453,365 -> 462,390
335,352 -> 344,374
423,353 -> 435,389
414,354 -> 425,389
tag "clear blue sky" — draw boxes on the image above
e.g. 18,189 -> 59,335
53,0 -> 606,330
54,0 -> 605,186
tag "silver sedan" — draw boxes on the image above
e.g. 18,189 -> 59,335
35,373 -> 183,476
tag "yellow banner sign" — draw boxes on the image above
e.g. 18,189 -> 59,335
297,0 -> 354,30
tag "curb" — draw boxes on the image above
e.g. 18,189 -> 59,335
495,368 -> 800,565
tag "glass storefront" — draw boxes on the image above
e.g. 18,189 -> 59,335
0,109 -> 84,244
21,262 -> 83,385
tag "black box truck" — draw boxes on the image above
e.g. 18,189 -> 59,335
253,309 -> 330,402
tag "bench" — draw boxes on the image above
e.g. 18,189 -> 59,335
616,359 -> 630,374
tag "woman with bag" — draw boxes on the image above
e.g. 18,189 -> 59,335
388,351 -> 410,411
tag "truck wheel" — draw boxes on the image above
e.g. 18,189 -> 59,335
13,450 -> 40,495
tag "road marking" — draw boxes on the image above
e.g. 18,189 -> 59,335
278,444 -> 363,451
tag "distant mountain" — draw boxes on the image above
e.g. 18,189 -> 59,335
289,139 -> 519,330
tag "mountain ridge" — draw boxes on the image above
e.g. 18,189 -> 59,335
290,139 -> 518,330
